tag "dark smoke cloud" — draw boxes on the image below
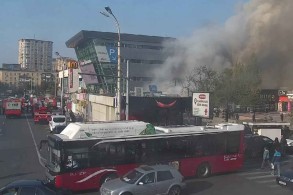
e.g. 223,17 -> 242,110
153,0 -> 293,94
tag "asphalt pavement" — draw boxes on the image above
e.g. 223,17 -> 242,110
0,112 -> 293,195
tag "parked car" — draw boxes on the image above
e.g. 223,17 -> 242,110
276,169 -> 293,188
100,165 -> 186,195
0,180 -> 60,195
49,114 -> 66,132
244,135 -> 274,159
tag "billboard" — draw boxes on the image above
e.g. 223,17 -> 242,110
95,45 -> 118,63
79,61 -> 99,85
192,93 -> 210,118
69,68 -> 73,88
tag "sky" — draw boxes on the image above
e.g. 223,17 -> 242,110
0,0 -> 245,64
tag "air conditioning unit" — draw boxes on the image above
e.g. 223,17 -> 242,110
134,87 -> 143,96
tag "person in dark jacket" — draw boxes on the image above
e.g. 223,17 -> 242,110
273,137 -> 280,151
280,135 -> 287,156
280,112 -> 284,122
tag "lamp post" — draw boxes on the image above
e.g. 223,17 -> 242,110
55,52 -> 65,109
100,6 -> 121,120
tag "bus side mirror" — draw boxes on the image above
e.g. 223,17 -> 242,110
39,140 -> 48,150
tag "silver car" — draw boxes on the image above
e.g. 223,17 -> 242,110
100,165 -> 185,195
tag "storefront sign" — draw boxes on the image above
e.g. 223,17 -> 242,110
192,93 -> 210,118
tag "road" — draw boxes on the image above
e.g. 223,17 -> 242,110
0,113 -> 293,195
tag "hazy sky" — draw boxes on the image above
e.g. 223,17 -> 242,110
0,0 -> 245,64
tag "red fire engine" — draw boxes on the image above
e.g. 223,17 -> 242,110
32,97 -> 58,124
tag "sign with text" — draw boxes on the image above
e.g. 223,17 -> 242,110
79,61 -> 99,84
95,46 -> 118,63
192,93 -> 210,118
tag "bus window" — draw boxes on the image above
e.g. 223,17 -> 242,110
108,142 -> 125,164
226,132 -> 241,154
63,148 -> 89,169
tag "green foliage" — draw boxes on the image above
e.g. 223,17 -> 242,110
214,57 -> 262,107
182,56 -> 262,108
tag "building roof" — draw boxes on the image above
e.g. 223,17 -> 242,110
66,30 -> 175,48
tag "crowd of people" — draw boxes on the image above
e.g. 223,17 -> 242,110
261,136 -> 287,176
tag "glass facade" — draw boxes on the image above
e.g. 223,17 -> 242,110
75,39 -> 116,95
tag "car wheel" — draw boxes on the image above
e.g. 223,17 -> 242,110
197,163 -> 211,178
168,186 -> 181,195
100,173 -> 118,185
121,193 -> 133,195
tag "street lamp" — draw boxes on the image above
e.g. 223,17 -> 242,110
100,6 -> 121,120
55,52 -> 65,109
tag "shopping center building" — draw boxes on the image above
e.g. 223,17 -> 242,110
65,30 -> 175,121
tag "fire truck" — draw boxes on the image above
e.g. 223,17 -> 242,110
3,98 -> 22,118
32,97 -> 58,124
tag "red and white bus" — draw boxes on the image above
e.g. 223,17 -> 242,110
3,98 -> 22,118
43,121 -> 244,192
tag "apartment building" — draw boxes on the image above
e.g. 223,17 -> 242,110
0,68 -> 54,88
18,39 -> 53,71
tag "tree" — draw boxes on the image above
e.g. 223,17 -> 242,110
214,57 -> 262,108
182,65 -> 219,94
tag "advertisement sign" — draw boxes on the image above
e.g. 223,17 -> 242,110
95,45 -> 118,63
79,61 -> 99,84
95,46 -> 111,62
69,68 -> 73,88
192,93 -> 210,118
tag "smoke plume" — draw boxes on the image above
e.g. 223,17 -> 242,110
154,0 -> 293,94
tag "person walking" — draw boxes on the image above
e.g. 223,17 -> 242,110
280,135 -> 287,156
235,113 -> 239,121
280,112 -> 284,122
271,149 -> 281,176
252,112 -> 256,122
273,137 -> 280,151
261,147 -> 270,169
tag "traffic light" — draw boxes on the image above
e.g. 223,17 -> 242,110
67,60 -> 78,69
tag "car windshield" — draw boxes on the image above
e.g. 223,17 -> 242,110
121,170 -> 144,184
53,117 -> 65,122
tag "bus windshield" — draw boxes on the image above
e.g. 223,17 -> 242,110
47,147 -> 61,173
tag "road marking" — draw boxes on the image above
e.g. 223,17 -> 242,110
247,174 -> 275,180
257,179 -> 277,183
25,114 -> 46,168
269,184 -> 282,188
237,171 -> 267,176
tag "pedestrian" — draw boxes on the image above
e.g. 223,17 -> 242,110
261,147 -> 270,169
273,137 -> 280,151
235,113 -> 239,121
271,149 -> 281,176
252,112 -> 256,122
280,112 -> 284,122
280,135 -> 287,156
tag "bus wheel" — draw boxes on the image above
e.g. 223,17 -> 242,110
100,173 -> 118,185
197,163 -> 211,178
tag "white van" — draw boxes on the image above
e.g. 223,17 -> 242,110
49,114 -> 66,132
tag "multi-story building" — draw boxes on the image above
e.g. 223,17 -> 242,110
66,30 -> 175,121
18,39 -> 53,71
0,68 -> 55,88
66,30 -> 174,95
53,57 -> 75,72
